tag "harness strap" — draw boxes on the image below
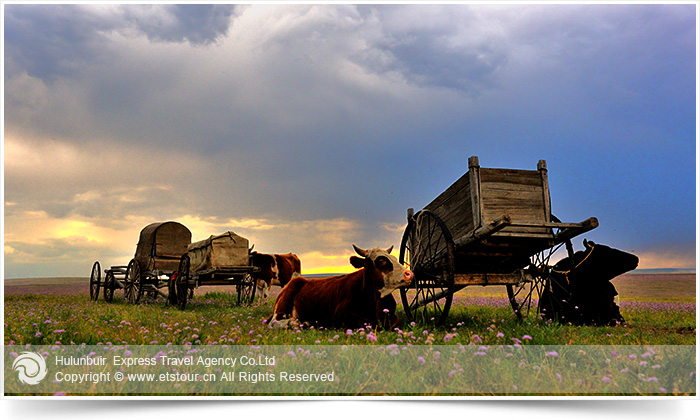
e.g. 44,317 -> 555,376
550,244 -> 596,284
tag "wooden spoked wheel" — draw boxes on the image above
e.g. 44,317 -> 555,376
103,271 -> 116,303
506,215 -> 575,320
125,259 -> 142,304
236,274 -> 256,306
399,210 -> 455,327
176,255 -> 190,310
89,261 -> 101,301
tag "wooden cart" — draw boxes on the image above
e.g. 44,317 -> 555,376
398,156 -> 598,326
89,222 -> 259,308
172,231 -> 260,310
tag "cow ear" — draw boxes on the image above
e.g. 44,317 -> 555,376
583,239 -> 590,249
350,256 -> 365,269
353,244 -> 369,257
385,245 -> 394,254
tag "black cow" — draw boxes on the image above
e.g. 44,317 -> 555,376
539,240 -> 639,326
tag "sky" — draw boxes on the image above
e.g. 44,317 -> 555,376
2,2 -> 697,279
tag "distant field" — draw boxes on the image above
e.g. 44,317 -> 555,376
3,273 -> 696,303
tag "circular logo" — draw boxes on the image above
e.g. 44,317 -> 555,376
12,352 -> 48,385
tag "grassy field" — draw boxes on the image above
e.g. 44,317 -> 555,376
3,274 -> 696,396
4,273 -> 696,347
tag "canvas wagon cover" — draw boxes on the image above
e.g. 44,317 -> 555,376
187,231 -> 250,273
134,221 -> 192,272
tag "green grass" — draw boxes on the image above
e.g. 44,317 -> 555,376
4,291 -> 695,347
4,291 -> 695,396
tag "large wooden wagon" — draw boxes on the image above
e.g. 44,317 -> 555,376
398,156 -> 599,326
89,221 -> 191,304
89,222 -> 259,308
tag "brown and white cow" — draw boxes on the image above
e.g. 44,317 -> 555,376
250,252 -> 303,299
267,245 -> 413,329
274,253 -> 302,288
250,251 -> 277,299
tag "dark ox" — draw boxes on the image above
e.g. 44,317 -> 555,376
250,251 -> 277,299
267,245 -> 413,329
540,240 -> 639,326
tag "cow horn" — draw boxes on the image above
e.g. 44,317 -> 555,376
385,245 -> 394,254
249,244 -> 255,252
353,244 -> 369,257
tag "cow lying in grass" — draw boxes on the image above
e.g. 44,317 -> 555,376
540,240 -> 639,326
267,245 -> 413,330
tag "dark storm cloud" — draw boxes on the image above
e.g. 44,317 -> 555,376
355,5 -> 508,94
122,4 -> 236,44
4,4 -> 236,81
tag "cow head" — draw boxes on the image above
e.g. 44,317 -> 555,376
250,251 -> 278,299
578,240 -> 639,282
349,245 -> 413,298
555,240 -> 639,285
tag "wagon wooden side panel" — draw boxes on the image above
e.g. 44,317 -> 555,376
188,231 -> 250,274
424,171 -> 474,244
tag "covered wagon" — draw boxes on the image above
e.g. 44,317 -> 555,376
89,223 -> 259,309
172,231 -> 259,309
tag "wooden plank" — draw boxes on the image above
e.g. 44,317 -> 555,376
552,217 -> 599,243
538,160 -> 552,223
453,214 -> 511,250
480,169 -> 543,186
469,156 -> 482,229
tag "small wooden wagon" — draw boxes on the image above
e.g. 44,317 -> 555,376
398,157 -> 599,325
172,231 -> 259,309
89,222 -> 259,308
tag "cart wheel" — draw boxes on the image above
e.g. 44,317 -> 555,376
176,255 -> 190,310
125,259 -> 142,304
507,215 -> 575,320
237,274 -> 256,306
399,210 -> 455,327
89,261 -> 101,301
103,271 -> 116,303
